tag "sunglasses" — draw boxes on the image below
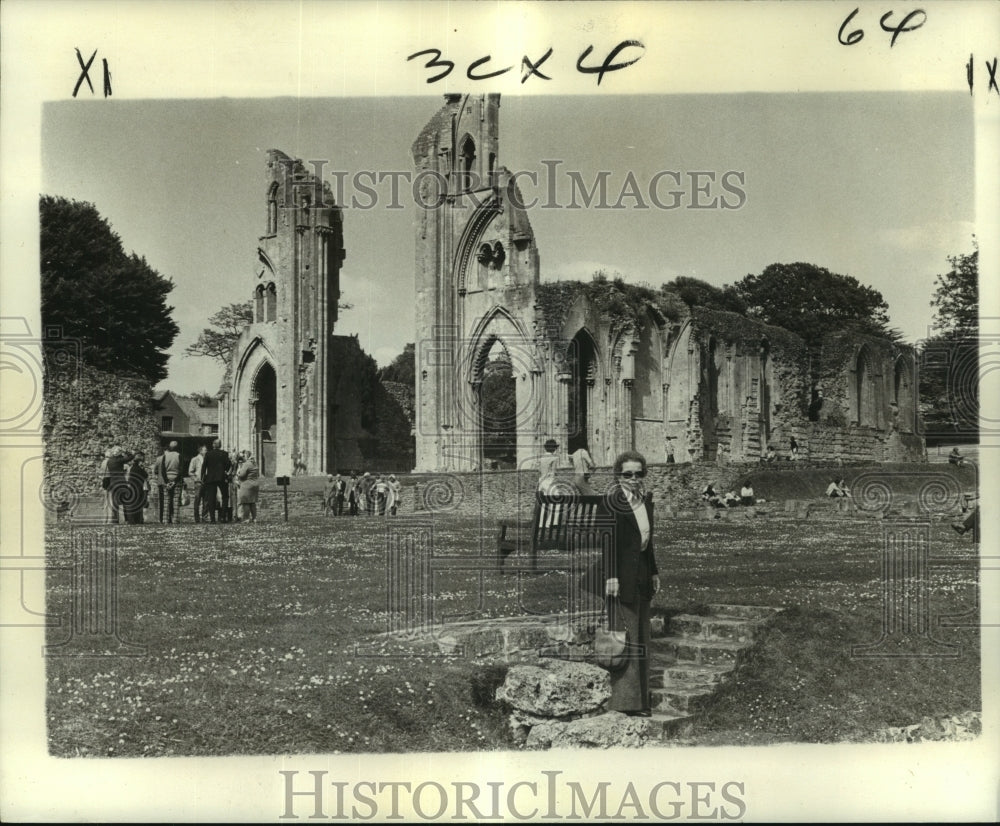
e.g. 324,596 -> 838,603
619,471 -> 646,479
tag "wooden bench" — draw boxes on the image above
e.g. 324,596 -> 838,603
496,492 -> 614,571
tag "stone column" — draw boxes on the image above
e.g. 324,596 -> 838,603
556,371 -> 572,451
621,378 -> 634,453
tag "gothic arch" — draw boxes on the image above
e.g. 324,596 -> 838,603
853,345 -> 879,427
462,306 -> 534,468
452,196 -> 501,295
632,310 -> 664,420
567,327 -> 602,454
893,352 -> 915,433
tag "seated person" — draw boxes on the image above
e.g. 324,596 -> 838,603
701,483 -> 722,507
764,446 -> 776,463
722,491 -> 741,508
826,478 -> 850,498
948,447 -> 965,466
739,481 -> 755,506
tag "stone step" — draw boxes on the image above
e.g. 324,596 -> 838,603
650,662 -> 734,689
650,685 -> 716,716
649,709 -> 694,738
669,614 -> 762,644
652,636 -> 750,667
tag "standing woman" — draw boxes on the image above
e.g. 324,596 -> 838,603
236,452 -> 260,523
603,450 -> 660,717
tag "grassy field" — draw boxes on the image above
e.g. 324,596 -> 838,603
45,509 -> 980,755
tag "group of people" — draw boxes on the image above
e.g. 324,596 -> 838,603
324,472 -> 402,517
98,439 -> 261,525
179,440 -> 261,524
701,481 -> 756,508
98,446 -> 152,524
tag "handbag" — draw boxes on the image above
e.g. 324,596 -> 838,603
594,599 -> 630,671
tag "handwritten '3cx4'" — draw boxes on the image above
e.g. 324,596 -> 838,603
407,42 -> 645,86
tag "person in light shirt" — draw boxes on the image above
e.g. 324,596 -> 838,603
601,450 -> 660,717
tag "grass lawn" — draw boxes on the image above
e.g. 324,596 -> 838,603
45,510 -> 980,755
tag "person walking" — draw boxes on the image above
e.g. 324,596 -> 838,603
124,451 -> 150,524
188,445 -> 208,523
333,474 -> 346,516
348,472 -> 361,516
105,446 -> 129,525
159,441 -> 182,523
569,446 -> 597,495
236,452 -> 261,523
388,475 -> 401,516
200,439 -> 232,523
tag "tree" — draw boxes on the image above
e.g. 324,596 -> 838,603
662,276 -> 747,314
40,195 -> 179,384
378,343 -> 415,387
733,263 -> 892,348
919,244 -> 978,441
184,302 -> 253,367
929,245 -> 978,338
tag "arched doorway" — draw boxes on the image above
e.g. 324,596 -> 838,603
252,362 -> 277,475
477,340 -> 516,468
568,329 -> 598,454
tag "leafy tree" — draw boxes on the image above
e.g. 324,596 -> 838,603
40,195 -> 179,384
929,245 -> 978,338
379,343 -> 415,386
663,276 -> 747,314
919,244 -> 978,440
733,263 -> 892,348
184,302 -> 253,367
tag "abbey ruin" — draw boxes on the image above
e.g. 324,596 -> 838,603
220,95 -> 923,475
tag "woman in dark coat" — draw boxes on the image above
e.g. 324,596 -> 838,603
601,450 -> 660,716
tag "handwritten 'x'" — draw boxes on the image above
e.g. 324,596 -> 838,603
73,48 -> 97,97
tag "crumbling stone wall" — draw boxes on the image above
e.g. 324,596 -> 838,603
43,360 -> 159,500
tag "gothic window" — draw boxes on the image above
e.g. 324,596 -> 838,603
254,284 -> 265,323
265,282 -> 277,322
267,183 -> 279,235
460,136 -> 476,191
854,348 -> 876,427
632,316 -> 663,420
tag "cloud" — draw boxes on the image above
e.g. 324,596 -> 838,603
878,221 -> 976,253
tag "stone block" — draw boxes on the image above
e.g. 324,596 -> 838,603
495,659 -> 609,717
525,711 -> 653,749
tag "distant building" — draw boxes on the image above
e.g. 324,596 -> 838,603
153,391 -> 220,467
155,390 -> 220,437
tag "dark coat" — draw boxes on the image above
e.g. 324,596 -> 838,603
201,449 -> 231,483
601,486 -> 659,603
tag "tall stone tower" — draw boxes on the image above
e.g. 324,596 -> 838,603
411,93 -> 545,471
219,150 -> 348,475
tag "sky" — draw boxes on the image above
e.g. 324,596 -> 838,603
41,93 -> 975,395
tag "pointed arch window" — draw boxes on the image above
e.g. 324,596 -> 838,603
267,182 -> 279,235
460,136 -> 476,191
254,284 -> 265,323
265,282 -> 277,322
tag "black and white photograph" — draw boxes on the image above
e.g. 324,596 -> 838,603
2,1 -> 998,821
